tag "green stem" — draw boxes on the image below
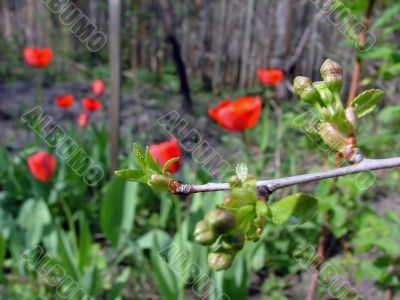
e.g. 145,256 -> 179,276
334,92 -> 343,109
60,198 -> 78,253
172,196 -> 184,249
240,131 -> 254,168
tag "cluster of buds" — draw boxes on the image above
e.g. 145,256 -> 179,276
194,208 -> 245,271
193,172 -> 270,271
293,59 -> 363,164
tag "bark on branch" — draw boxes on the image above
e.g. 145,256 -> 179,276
174,157 -> 400,195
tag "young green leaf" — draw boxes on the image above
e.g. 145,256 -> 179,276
115,169 -> 148,183
132,143 -> 146,168
328,108 -> 353,135
162,157 -> 179,175
350,89 -> 384,118
236,163 -> 248,182
269,193 -> 318,225
145,146 -> 162,173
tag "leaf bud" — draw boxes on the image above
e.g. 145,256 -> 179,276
147,174 -> 170,191
221,232 -> 245,252
320,59 -> 343,93
205,208 -> 236,235
293,76 -> 321,104
314,81 -> 334,107
345,107 -> 358,134
193,220 -> 217,246
208,251 -> 235,271
319,122 -> 348,151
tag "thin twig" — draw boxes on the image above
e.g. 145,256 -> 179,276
306,214 -> 329,300
174,157 -> 400,195
347,0 -> 376,106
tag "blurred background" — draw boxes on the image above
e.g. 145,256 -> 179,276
0,0 -> 399,299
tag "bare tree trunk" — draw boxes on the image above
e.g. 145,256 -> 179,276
159,0 -> 193,112
239,0 -> 255,87
108,0 -> 122,173
212,0 -> 227,90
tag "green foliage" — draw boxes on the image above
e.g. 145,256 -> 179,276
115,143 -> 178,191
100,178 -> 137,249
269,194 -> 318,225
350,89 -> 385,118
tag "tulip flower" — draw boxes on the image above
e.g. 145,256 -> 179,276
92,79 -> 105,96
82,97 -> 102,112
77,113 -> 90,127
257,69 -> 284,85
149,138 -> 182,173
208,96 -> 262,131
27,151 -> 57,182
23,48 -> 53,68
56,94 -> 75,109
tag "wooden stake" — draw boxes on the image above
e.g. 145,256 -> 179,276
108,0 -> 122,173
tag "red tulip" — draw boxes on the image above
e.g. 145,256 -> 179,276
23,48 -> 53,68
92,79 -> 105,96
56,94 -> 75,109
77,113 -> 90,127
208,96 -> 262,131
82,97 -> 102,112
149,138 -> 182,173
27,151 -> 57,182
257,69 -> 284,85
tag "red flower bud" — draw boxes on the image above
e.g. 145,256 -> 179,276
23,47 -> 53,68
56,94 -> 75,109
92,79 -> 105,96
77,113 -> 90,127
209,96 -> 262,132
82,97 -> 102,112
257,69 -> 284,85
27,151 -> 57,182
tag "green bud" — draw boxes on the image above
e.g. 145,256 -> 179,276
208,252 -> 235,271
221,232 -> 245,252
320,59 -> 343,93
314,81 -> 334,107
193,220 -> 217,246
205,209 -> 236,235
229,175 -> 241,188
147,174 -> 170,191
293,76 -> 321,104
319,122 -> 348,151
320,107 -> 331,121
345,107 -> 358,134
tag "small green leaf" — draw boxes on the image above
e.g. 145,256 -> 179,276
162,157 -> 179,174
351,89 -> 384,118
132,143 -> 145,167
115,169 -> 147,183
328,108 -> 353,135
269,193 -> 318,225
255,200 -> 270,218
235,205 -> 256,233
236,163 -> 248,182
145,147 -> 162,172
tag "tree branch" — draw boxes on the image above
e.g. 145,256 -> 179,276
174,157 -> 400,195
